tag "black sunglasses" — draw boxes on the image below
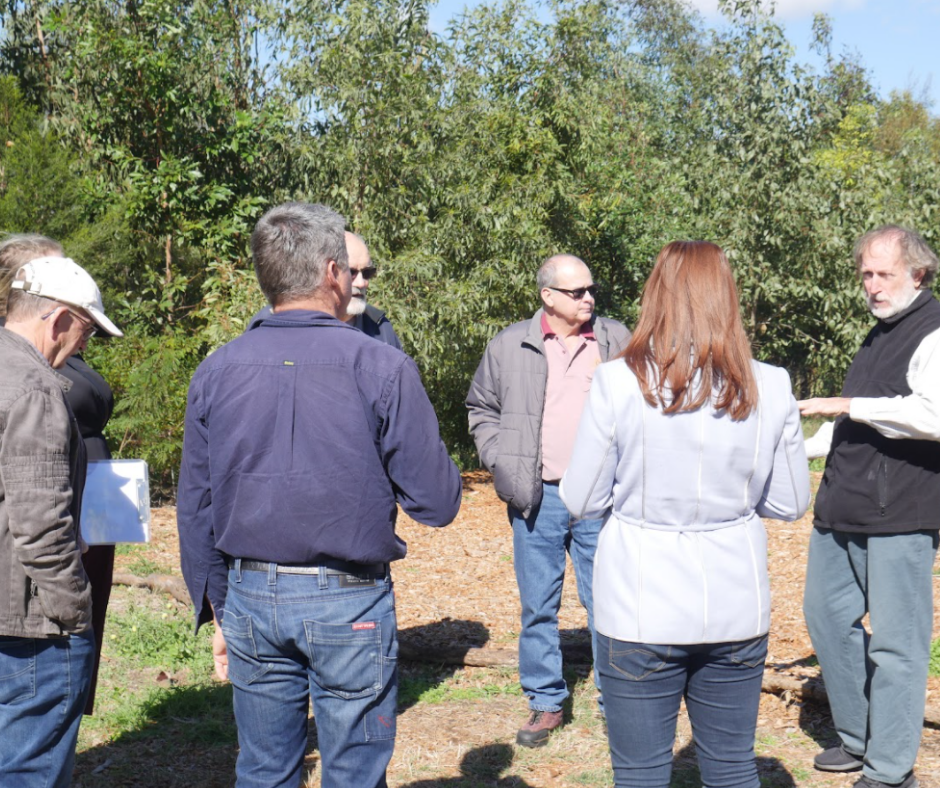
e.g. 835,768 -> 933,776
548,285 -> 598,301
350,266 -> 377,281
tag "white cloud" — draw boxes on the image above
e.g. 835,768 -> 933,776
686,0 -> 864,21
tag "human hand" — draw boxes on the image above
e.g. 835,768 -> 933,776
212,619 -> 229,682
798,397 -> 852,418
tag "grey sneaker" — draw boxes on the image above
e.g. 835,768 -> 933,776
814,745 -> 864,772
516,709 -> 563,748
854,774 -> 918,788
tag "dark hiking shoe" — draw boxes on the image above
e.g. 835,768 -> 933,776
516,710 -> 563,748
854,773 -> 918,788
814,745 -> 864,772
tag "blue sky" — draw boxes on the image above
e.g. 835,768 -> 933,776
429,0 -> 939,113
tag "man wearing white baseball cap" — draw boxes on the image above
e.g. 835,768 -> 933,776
0,254 -> 120,787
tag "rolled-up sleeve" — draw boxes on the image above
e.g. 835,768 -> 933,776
849,326 -> 940,441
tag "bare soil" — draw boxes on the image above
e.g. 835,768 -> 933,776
93,472 -> 940,787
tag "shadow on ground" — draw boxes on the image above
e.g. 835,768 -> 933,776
399,743 -> 539,787
669,740 -> 797,788
74,682 -> 237,788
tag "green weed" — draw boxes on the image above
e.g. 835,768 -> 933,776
126,555 -> 172,576
929,637 -> 940,677
107,601 -> 212,671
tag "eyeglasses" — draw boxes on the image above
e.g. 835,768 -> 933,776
41,307 -> 98,339
349,266 -> 377,281
548,285 -> 598,301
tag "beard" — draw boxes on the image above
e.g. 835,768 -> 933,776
867,281 -> 920,319
346,289 -> 367,317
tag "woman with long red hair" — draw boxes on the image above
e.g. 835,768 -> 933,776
561,241 -> 810,788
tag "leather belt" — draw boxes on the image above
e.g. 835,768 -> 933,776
233,558 -> 387,577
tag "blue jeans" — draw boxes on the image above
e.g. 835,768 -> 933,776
511,482 -> 602,712
597,634 -> 768,788
0,630 -> 94,788
804,528 -> 938,784
222,561 -> 398,788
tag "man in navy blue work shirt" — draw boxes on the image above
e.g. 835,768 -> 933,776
177,202 -> 461,788
247,229 -> 402,350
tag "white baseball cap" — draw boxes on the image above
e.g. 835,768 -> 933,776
11,256 -> 123,337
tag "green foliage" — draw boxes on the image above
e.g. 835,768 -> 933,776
2,0 -> 940,480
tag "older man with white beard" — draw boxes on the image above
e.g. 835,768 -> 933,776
799,225 -> 940,788
343,231 -> 401,350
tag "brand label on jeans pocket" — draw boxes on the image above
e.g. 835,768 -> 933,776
352,622 -> 377,631
339,575 -> 376,588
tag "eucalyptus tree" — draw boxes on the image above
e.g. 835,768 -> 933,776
0,0 -> 297,488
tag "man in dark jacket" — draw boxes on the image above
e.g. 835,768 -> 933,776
466,254 -> 630,746
344,231 -> 402,349
0,254 -> 121,787
800,226 -> 940,788
177,202 -> 460,788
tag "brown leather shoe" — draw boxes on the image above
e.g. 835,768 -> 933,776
516,709 -> 564,748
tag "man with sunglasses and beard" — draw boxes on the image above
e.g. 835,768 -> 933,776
343,231 -> 401,350
466,254 -> 630,746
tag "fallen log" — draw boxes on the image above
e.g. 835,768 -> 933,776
397,640 -> 940,729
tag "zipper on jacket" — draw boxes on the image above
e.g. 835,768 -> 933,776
877,457 -> 888,516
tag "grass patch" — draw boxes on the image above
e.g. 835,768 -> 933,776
115,542 -> 173,576
126,555 -> 172,576
399,664 -> 518,706
802,416 -> 829,472
929,637 -> 940,677
107,601 -> 212,670
77,587 -> 236,786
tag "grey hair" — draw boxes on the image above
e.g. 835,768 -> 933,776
536,254 -> 586,290
854,225 -> 939,288
250,202 -> 349,306
0,234 -> 64,319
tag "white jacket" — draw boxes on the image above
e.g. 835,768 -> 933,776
560,359 -> 810,645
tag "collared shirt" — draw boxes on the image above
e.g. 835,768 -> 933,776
540,314 -> 601,481
177,310 -> 461,629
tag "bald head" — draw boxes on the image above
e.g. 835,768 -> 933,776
537,254 -> 589,291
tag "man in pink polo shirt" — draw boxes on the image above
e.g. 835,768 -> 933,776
467,254 -> 630,746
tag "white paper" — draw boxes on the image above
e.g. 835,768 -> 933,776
80,459 -> 151,545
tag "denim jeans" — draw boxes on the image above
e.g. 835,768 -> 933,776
804,527 -> 938,784
597,633 -> 768,788
222,561 -> 398,788
511,482 -> 602,712
0,629 -> 94,788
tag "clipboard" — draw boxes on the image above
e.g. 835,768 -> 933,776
80,459 -> 151,545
